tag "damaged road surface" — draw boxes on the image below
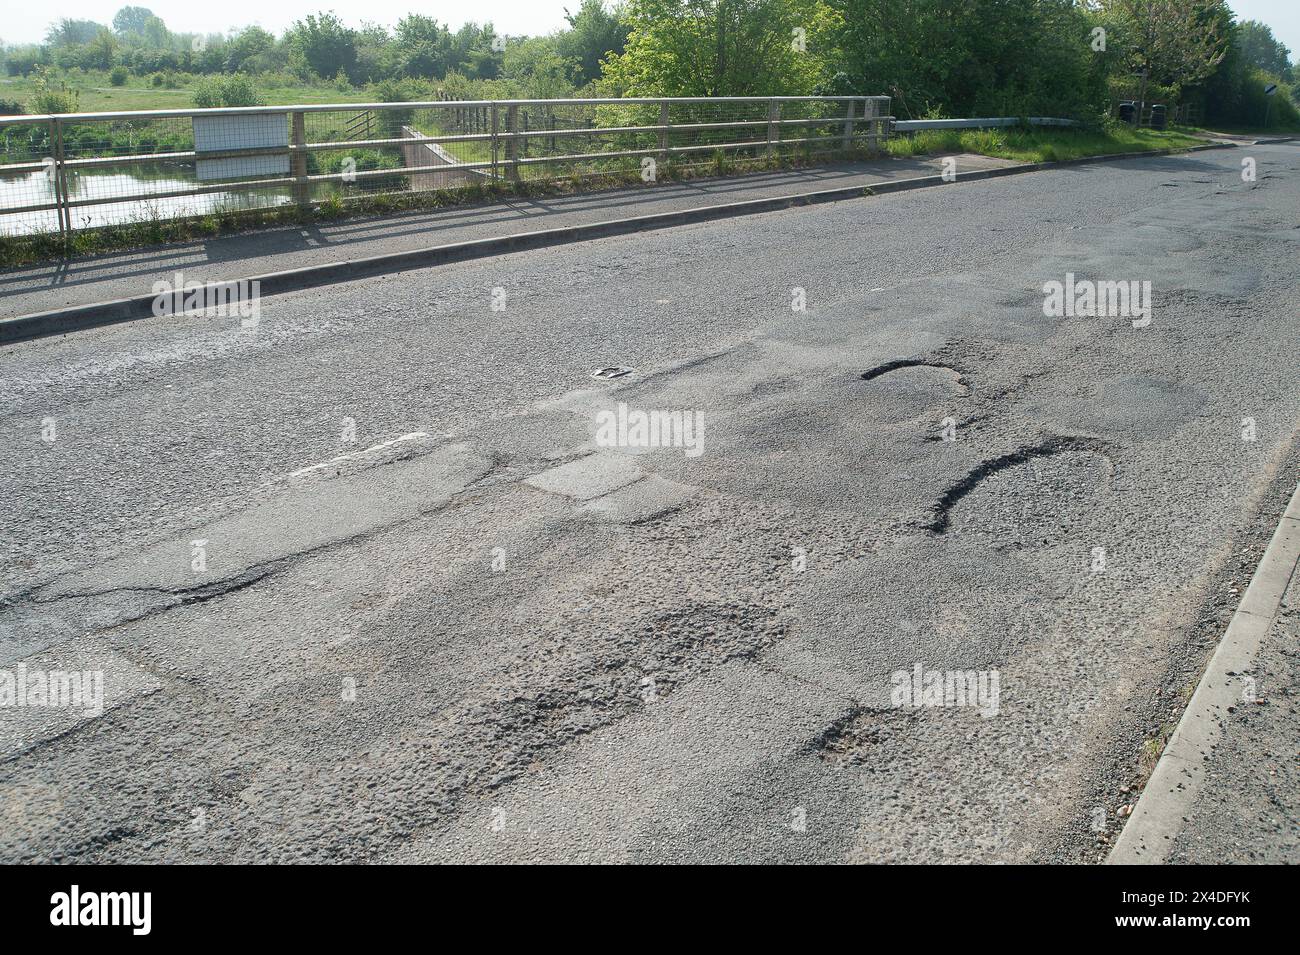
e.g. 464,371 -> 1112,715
2,144 -> 1298,863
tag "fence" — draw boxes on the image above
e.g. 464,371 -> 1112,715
0,96 -> 892,239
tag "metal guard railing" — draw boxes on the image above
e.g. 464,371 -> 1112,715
0,96 -> 894,239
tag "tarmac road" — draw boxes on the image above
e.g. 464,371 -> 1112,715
1,143 -> 1297,863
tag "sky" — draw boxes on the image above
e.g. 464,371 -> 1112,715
2,1 -> 1298,59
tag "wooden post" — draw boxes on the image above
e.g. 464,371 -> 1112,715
505,104 -> 519,180
290,111 -> 309,208
766,99 -> 780,157
864,98 -> 879,154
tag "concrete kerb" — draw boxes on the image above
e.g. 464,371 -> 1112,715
1108,479 -> 1300,864
0,143 -> 1238,346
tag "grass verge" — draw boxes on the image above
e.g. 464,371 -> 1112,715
886,124 -> 1203,162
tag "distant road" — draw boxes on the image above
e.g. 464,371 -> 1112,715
1,143 -> 1297,863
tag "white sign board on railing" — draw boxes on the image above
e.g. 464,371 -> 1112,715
193,113 -> 290,181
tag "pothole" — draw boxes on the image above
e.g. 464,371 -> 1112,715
813,705 -> 912,767
922,436 -> 1113,535
860,359 -> 966,386
995,290 -> 1043,309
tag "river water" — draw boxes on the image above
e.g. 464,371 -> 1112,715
0,162 -> 293,236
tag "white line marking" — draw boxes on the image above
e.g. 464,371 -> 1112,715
285,432 -> 431,479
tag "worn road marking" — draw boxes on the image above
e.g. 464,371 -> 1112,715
284,432 -> 431,480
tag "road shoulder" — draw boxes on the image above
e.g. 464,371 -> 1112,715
1109,480 -> 1300,864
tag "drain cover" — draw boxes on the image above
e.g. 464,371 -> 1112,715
591,366 -> 634,381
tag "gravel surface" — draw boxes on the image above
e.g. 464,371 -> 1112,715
1166,566 -> 1300,864
1,143 -> 1297,863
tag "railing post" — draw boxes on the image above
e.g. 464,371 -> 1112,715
50,118 -> 69,242
290,111 -> 309,208
505,104 -> 519,181
490,103 -> 500,181
0,95 -> 924,247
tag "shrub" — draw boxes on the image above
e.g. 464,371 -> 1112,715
369,79 -> 417,132
109,66 -> 129,87
193,74 -> 265,108
4,46 -> 43,77
27,68 -> 79,114
218,74 -> 264,107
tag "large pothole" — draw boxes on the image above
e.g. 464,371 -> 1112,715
922,437 -> 1115,541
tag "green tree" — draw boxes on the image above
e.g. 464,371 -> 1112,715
456,24 -> 503,79
1186,12 -> 1298,128
288,12 -> 358,81
141,16 -> 169,49
558,0 -> 630,85
503,36 -> 580,97
5,46 -> 46,77
1097,0 -> 1230,115
354,23 -> 394,83
602,0 -> 830,96
86,28 -> 119,70
393,15 -> 452,78
112,7 -> 155,39
45,19 -> 106,47
226,26 -> 275,73
830,0 -> 1105,117
1237,20 -> 1292,80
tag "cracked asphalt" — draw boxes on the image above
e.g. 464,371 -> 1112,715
1,143 -> 1298,863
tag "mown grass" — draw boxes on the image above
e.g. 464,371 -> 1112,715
0,71 -> 371,113
886,124 -> 1203,162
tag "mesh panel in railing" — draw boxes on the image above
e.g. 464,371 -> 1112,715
0,97 -> 890,239
0,120 -> 60,235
